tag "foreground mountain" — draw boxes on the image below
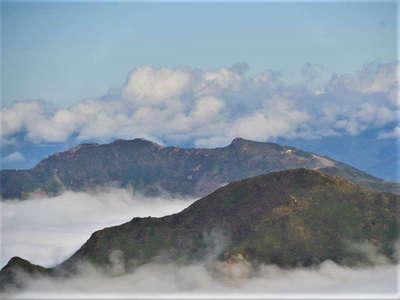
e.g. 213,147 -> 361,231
2,169 -> 398,291
1,138 -> 399,200
0,257 -> 51,291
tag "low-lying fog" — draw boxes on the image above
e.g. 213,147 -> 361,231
1,188 -> 194,268
1,189 -> 398,298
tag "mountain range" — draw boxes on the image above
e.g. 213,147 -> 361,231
1,137 -> 399,200
1,168 -> 398,291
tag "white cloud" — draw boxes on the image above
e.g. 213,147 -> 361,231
195,67 -> 243,97
230,98 -> 310,141
326,60 -> 398,95
333,119 -> 362,135
1,188 -> 194,268
352,61 -> 398,94
122,66 -> 192,105
378,126 -> 400,139
3,151 -> 25,162
6,261 -> 398,298
1,100 -> 46,137
1,61 -> 398,147
355,103 -> 397,127
191,97 -> 225,124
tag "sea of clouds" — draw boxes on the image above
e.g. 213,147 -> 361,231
8,260 -> 399,299
1,188 -> 195,268
1,189 -> 399,298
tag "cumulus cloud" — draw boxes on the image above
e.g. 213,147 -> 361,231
378,125 -> 400,139
230,98 -> 310,141
1,100 -> 46,137
326,60 -> 398,96
1,61 -> 398,147
122,66 -> 193,105
3,151 -> 25,162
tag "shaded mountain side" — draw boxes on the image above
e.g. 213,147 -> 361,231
2,169 -> 398,291
60,169 -> 400,270
1,138 -> 399,200
0,257 -> 51,291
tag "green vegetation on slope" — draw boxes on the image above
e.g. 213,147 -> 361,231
59,169 -> 399,271
1,169 -> 398,291
1,138 -> 398,200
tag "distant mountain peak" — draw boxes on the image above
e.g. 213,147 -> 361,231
0,256 -> 51,290
1,137 -> 398,200
229,137 -> 273,147
231,137 -> 247,144
64,143 -> 100,155
231,137 -> 255,144
4,257 -> 30,268
2,256 -> 47,274
112,138 -> 163,148
229,137 -> 283,148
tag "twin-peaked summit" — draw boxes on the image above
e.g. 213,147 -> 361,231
1,137 -> 398,199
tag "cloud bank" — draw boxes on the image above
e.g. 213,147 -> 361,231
8,261 -> 398,298
1,60 -> 398,147
1,188 -> 194,268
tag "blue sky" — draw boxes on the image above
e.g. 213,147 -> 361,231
2,2 -> 397,107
